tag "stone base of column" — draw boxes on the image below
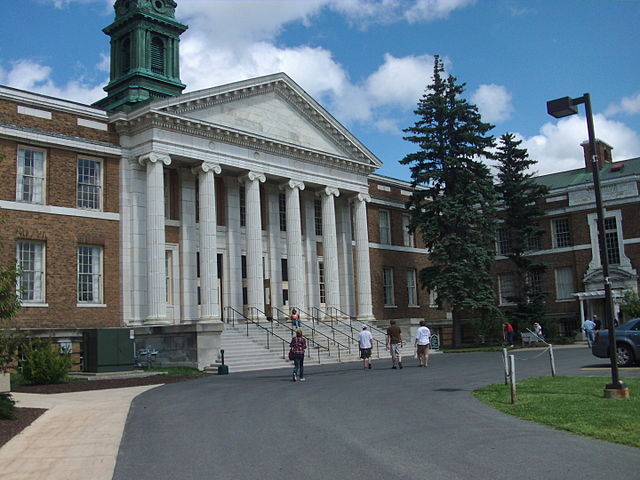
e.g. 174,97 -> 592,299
198,316 -> 223,324
357,315 -> 376,326
144,316 -> 172,326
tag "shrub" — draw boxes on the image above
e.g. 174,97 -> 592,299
0,393 -> 16,420
21,338 -> 72,385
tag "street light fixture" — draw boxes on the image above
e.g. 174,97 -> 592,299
546,93 -> 629,398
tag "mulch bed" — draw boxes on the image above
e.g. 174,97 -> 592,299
1,375 -> 202,448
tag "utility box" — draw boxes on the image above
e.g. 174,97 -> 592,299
83,329 -> 135,372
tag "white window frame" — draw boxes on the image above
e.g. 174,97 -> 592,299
279,193 -> 287,232
498,273 -> 517,306
166,249 -> 174,305
379,210 -> 391,245
496,227 -> 511,255
402,214 -> 414,247
318,261 -> 326,304
16,146 -> 46,204
17,241 -> 46,304
552,218 -> 571,248
383,267 -> 395,307
77,156 -> 103,211
77,245 -> 103,305
407,268 -> 418,307
554,266 -> 575,301
314,198 -> 322,236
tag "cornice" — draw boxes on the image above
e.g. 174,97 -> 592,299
114,111 -> 376,175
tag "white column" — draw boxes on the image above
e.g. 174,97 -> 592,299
224,177 -> 243,317
194,162 -> 222,322
139,152 -> 171,324
284,180 -> 306,312
304,193 -> 319,310
243,171 -> 266,316
321,186 -> 341,313
179,169 -> 198,322
336,197 -> 354,317
354,193 -> 374,322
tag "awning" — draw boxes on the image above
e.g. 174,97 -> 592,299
573,290 -> 624,300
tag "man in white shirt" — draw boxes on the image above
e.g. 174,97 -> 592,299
415,320 -> 431,367
358,325 -> 374,369
582,317 -> 596,348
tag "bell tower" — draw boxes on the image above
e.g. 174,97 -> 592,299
94,0 -> 188,112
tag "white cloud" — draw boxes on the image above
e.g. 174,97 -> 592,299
405,0 -> 476,23
366,53 -> 434,108
471,84 -> 513,123
521,114 -> 640,175
0,59 -> 105,105
605,92 -> 640,117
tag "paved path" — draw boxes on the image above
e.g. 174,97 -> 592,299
114,347 -> 640,480
0,385 -> 158,480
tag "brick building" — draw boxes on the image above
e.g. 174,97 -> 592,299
494,140 -> 640,336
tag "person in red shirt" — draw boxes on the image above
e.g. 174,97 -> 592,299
503,322 -> 515,347
289,328 -> 307,381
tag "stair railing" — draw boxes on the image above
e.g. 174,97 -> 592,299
225,306 -> 291,360
315,307 -> 384,358
273,306 -> 350,361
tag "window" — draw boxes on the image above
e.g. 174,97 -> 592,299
241,255 -> 247,279
165,250 -> 173,305
604,217 -> 621,265
379,210 -> 391,244
554,267 -> 575,300
281,258 -> 288,282
525,232 -> 542,251
383,267 -> 395,306
279,193 -> 287,232
239,186 -> 246,227
151,37 -> 165,75
552,218 -> 571,248
16,147 -> 45,204
526,271 -> 542,296
77,246 -> 102,303
17,241 -> 45,303
407,269 -> 418,306
402,214 -> 414,247
496,227 -> 512,255
77,158 -> 102,210
314,199 -> 322,236
498,273 -> 517,305
318,261 -> 326,304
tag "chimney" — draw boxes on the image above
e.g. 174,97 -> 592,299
581,139 -> 613,171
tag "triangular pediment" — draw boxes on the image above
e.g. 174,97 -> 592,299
149,73 -> 381,167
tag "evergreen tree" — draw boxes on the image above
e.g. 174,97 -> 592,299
494,133 -> 549,331
401,56 -> 497,348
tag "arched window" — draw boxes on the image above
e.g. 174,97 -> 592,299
121,38 -> 131,74
151,37 -> 165,75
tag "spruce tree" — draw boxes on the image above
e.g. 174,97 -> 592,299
494,133 -> 549,331
401,56 -> 497,348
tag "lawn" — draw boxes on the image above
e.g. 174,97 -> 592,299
473,376 -> 640,448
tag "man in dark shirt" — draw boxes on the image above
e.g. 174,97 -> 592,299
386,320 -> 404,369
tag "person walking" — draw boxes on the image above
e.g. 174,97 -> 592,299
533,322 -> 544,340
386,320 -> 403,369
582,317 -> 596,348
415,320 -> 431,367
290,308 -> 301,328
289,328 -> 307,381
358,324 -> 374,369
503,322 -> 515,347
593,314 -> 601,331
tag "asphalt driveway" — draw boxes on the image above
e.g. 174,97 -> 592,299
113,347 -> 640,480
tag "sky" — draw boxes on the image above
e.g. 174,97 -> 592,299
1,0 -> 639,181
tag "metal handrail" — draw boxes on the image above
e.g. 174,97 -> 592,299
273,306 -> 350,358
328,306 -> 387,338
248,306 -> 328,363
225,306 -> 292,360
314,307 -> 384,358
308,306 -> 358,346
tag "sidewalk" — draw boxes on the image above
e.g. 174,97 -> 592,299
0,385 -> 158,480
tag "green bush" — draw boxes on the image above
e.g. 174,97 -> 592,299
21,338 -> 72,385
0,393 -> 16,420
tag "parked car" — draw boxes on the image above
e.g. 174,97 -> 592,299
591,318 -> 640,367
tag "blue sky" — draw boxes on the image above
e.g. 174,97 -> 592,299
1,0 -> 639,181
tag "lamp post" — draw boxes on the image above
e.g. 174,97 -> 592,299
546,94 -> 628,398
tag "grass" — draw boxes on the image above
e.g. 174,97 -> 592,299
473,376 -> 640,448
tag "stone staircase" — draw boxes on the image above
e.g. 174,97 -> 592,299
207,319 -> 393,373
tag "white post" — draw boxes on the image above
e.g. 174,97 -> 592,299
549,344 -> 556,377
353,193 -> 374,323
502,348 -> 509,385
509,354 -> 517,404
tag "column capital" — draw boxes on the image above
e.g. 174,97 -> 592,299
241,171 -> 266,184
356,193 -> 371,203
321,186 -> 340,198
138,152 -> 171,167
282,179 -> 305,192
192,162 -> 222,176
